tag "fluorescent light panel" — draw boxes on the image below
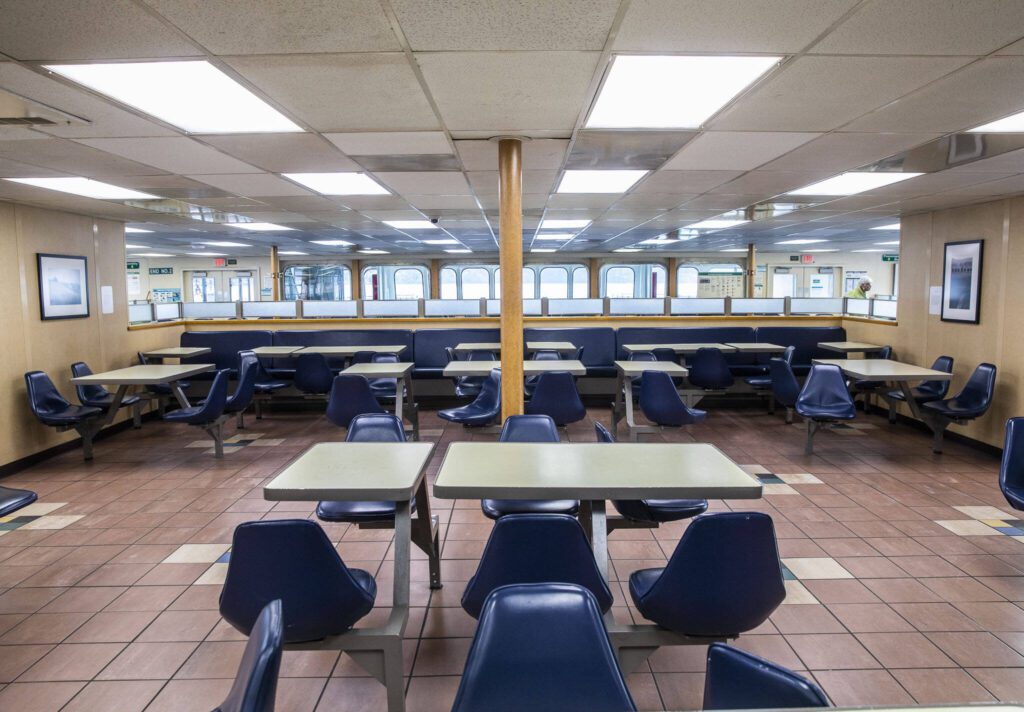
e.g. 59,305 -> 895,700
310,240 -> 353,246
201,241 -> 249,247
124,227 -> 152,233
614,248 -> 641,253
422,239 -> 458,245
534,233 -> 574,241
6,177 -> 157,200
788,171 -> 923,196
531,248 -> 556,253
541,219 -> 591,229
969,110 -> 1024,133
226,222 -> 294,231
46,61 -> 301,134
384,220 -> 438,230
132,252 -> 174,257
125,243 -> 147,248
875,240 -> 900,246
556,170 -> 647,194
720,248 -> 748,252
687,218 -> 749,230
586,55 -> 779,129
284,172 -> 388,195
871,223 -> 900,230
187,251 -> 227,256
776,239 -> 827,245
359,249 -> 389,255
277,251 -> 307,255
445,249 -> 471,254
853,249 -> 886,253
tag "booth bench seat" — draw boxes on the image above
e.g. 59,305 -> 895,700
181,330 -> 273,379
753,326 -> 846,375
524,327 -> 617,377
414,328 -> 500,378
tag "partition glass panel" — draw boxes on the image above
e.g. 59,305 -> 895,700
361,264 -> 428,300
677,266 -> 699,298
572,266 -> 588,297
283,265 -> 352,301
440,267 -> 457,299
539,266 -> 568,298
461,267 -> 490,299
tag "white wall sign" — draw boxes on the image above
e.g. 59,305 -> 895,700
928,285 -> 942,315
100,285 -> 114,314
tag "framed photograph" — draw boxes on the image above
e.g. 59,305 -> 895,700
941,239 -> 984,324
37,253 -> 90,320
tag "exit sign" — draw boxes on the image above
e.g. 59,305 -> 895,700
800,254 -> 814,264
126,261 -> 139,270
214,258 -> 226,267
882,253 -> 899,262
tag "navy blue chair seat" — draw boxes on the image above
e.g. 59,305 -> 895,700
71,362 -> 142,410
0,486 -> 38,517
769,356 -> 801,424
25,371 -> 103,427
439,369 -> 501,426
745,346 -> 795,390
688,348 -> 735,390
523,349 -> 562,397
452,583 -> 636,712
164,370 -> 230,426
639,370 -> 706,428
213,599 -> 283,712
886,355 -> 953,412
462,514 -> 613,619
367,353 -> 402,399
220,519 -> 376,644
293,353 -> 334,395
325,375 -> 386,429
445,347 -> 497,398
1001,418 -> 1024,511
317,499 -> 416,523
921,362 -> 996,420
703,643 -> 830,710
795,364 -> 856,454
525,371 -> 586,426
629,512 -> 785,636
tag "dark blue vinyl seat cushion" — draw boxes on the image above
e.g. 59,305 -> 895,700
887,355 -> 953,404
0,486 -> 38,518
526,371 -> 587,425
414,328 -> 500,378
525,327 -> 616,376
164,370 -> 230,425
769,357 -> 801,408
325,375 -> 386,428
439,369 -> 501,426
639,370 -> 706,426
922,362 -> 996,420
795,365 -> 856,421
71,362 -> 141,410
25,371 -> 103,426
1002,418 -> 1024,511
214,599 -> 283,712
181,331 -> 272,378
754,326 -> 846,375
703,643 -> 830,710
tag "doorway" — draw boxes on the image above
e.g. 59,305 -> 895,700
770,266 -> 840,298
184,269 -> 260,302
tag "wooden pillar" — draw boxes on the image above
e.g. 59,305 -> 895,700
350,259 -> 361,300
270,245 -> 280,300
667,257 -> 678,298
746,243 -> 756,298
589,257 -> 600,298
429,259 -> 440,299
498,138 -> 524,419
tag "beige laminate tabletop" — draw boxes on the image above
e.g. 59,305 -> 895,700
296,345 -> 407,356
341,362 -> 414,377
140,347 -> 211,358
443,360 -> 587,378
251,346 -> 303,356
434,442 -> 762,500
527,341 -> 577,352
453,343 -> 500,352
622,343 -> 735,354
817,341 -> 886,353
813,359 -> 953,381
724,342 -> 787,353
615,360 -> 689,377
264,442 -> 435,501
71,364 -> 214,385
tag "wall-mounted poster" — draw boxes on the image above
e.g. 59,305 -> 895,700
37,253 -> 89,320
941,239 -> 984,324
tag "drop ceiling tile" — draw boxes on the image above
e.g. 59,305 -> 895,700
325,131 -> 451,155
466,170 -> 558,195
954,148 -> 1024,173
406,195 -> 481,210
456,139 -> 569,170
0,156 -> 68,178
76,137 -> 260,174
477,194 -> 549,210
664,132 -> 821,171
188,173 -> 314,197
198,134 -> 360,172
760,132 -> 939,172
709,56 -> 971,131
373,171 -> 470,195
614,0 -> 858,52
233,211 -> 318,223
0,126 -> 50,141
679,194 -> 767,210
145,0 -> 400,53
353,155 -> 461,171
566,131 -> 698,169
810,0 -> 1024,55
109,174 -> 232,199
259,195 -> 345,212
226,54 -> 440,131
0,138 -> 167,176
0,0 -> 202,60
416,52 -> 599,131
391,0 -> 620,50
632,170 -> 743,194
611,193 -> 692,210
333,196 -> 410,210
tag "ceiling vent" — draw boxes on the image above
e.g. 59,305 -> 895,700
0,87 -> 87,127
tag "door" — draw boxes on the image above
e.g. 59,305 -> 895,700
770,266 -> 840,297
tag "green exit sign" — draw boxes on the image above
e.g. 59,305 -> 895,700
882,253 -> 899,262
126,261 -> 139,270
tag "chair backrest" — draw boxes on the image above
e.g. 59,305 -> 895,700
594,422 -> 615,443
325,375 -> 385,428
781,345 -> 795,366
532,349 -> 562,361
452,583 -> 636,712
703,643 -> 830,710
226,353 -> 259,413
220,520 -> 376,643
920,355 -> 954,397
372,352 -> 399,364
628,352 -> 657,362
639,370 -> 701,426
71,361 -> 109,403
137,352 -> 149,365
871,345 -> 893,360
573,346 -> 585,361
25,370 -> 74,418
1001,417 -> 1024,511
500,414 -> 559,442
351,350 -> 375,364
954,362 -> 997,412
689,348 -> 734,389
769,357 -> 801,407
214,600 -> 284,712
468,350 -> 497,362
461,514 -> 614,618
247,350 -> 277,383
346,413 -> 405,442
190,369 -> 231,420
444,346 -> 457,364
525,371 -> 586,425
473,369 -> 501,411
634,512 -> 785,636
795,364 -> 855,417
651,347 -> 678,363
293,353 -> 334,394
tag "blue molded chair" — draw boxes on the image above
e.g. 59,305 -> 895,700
639,370 -> 706,429
367,352 -> 400,399
293,353 -> 333,395
481,415 -> 579,520
703,643 -> 830,710
630,512 -> 785,636
325,374 -> 386,429
461,514 -> 613,619
452,583 -> 637,712
137,352 -> 191,414
439,369 -> 501,426
242,350 -> 289,420
25,370 -> 104,459
795,364 -> 856,455
922,362 -> 997,453
887,355 -> 953,423
526,371 -> 586,426
628,352 -> 657,362
769,356 -> 802,424
596,422 -> 708,526
223,352 -> 258,428
0,486 -> 37,517
524,349 -> 562,397
688,348 -> 734,390
1001,418 -> 1024,511
220,519 -> 376,644
71,362 -> 142,428
446,347 -> 497,398
652,347 -> 678,363
850,345 -> 893,409
164,369 -> 232,457
317,413 -> 417,524
746,346 -> 795,416
213,599 -> 283,712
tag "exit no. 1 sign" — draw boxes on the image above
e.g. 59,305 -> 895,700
882,253 -> 899,262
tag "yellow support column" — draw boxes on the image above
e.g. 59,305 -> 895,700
429,259 -> 440,299
498,137 -> 524,419
270,246 -> 280,300
746,243 -> 756,298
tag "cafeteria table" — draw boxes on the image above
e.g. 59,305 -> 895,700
611,360 -> 691,439
264,441 -> 438,712
434,441 -> 762,667
723,342 -> 787,354
340,362 -> 419,440
297,344 -> 407,357
139,346 -> 211,361
817,341 -> 887,355
813,358 -> 954,451
250,345 -> 303,357
442,359 -> 587,378
453,341 -> 579,354
621,342 -> 736,355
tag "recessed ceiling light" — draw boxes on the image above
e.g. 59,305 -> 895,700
541,219 -> 591,229
720,248 -> 749,252
852,249 -> 886,253
187,251 -> 227,256
283,172 -> 388,195
586,55 -> 780,129
124,227 -> 152,233
310,240 -> 353,246
5,177 -> 158,200
968,110 -> 1024,133
359,249 -> 389,255
640,237 -> 680,245
531,248 -> 557,253
384,220 -> 438,230
131,252 -> 174,257
614,248 -> 641,253
226,222 -> 294,232
125,244 -> 147,249
200,241 -> 249,247
445,249 -> 472,254
556,170 -> 648,194
686,218 -> 750,230
46,61 -> 301,134
422,239 -> 458,245
776,239 -> 827,245
875,240 -> 900,246
277,251 -> 307,255
787,172 -> 923,196
871,223 -> 901,230
534,233 -> 574,241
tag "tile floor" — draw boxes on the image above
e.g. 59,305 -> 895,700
0,402 -> 1020,711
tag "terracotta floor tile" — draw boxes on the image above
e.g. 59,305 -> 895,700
316,677 -> 387,711
652,672 -> 704,712
0,681 -> 85,712
405,675 -> 460,712
893,668 -> 995,703
0,644 -> 53,683
954,601 -> 1024,631
19,642 -> 125,681
802,579 -> 880,604
66,611 -> 159,643
770,605 -> 845,634
63,679 -> 164,712
811,670 -> 913,705
927,631 -> 1024,667
828,603 -> 914,632
787,634 -> 880,670
137,609 -> 221,642
857,632 -> 956,668
97,641 -> 198,680
967,668 -> 1024,699
144,678 -> 233,712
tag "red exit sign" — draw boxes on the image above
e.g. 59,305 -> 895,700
214,258 -> 226,267
800,254 -> 814,264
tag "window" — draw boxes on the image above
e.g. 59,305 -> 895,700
461,267 -> 490,299
284,265 -> 352,300
677,266 -> 699,298
394,268 -> 425,300
601,263 -> 668,298
229,275 -> 254,301
191,275 -> 216,302
539,266 -> 568,298
440,267 -> 457,299
651,264 -> 667,298
572,267 -> 588,298
361,264 -> 429,300
521,268 -> 536,299
602,266 -> 635,298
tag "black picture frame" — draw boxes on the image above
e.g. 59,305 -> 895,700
36,253 -> 90,321
940,239 -> 983,324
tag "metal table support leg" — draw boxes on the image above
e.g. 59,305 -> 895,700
589,498 -> 609,582
412,480 -> 442,590
623,377 -> 638,442
170,382 -> 191,409
402,372 -> 419,441
611,370 -> 624,433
